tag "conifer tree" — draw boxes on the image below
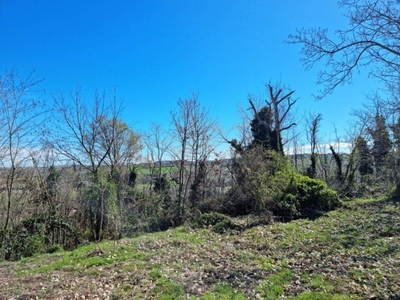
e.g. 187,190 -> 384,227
355,136 -> 373,178
250,106 -> 280,151
369,114 -> 391,174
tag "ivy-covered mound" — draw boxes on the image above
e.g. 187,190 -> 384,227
223,147 -> 340,218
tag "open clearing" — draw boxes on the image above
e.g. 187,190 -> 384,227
1,197 -> 399,299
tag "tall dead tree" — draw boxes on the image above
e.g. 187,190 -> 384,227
306,113 -> 322,178
248,84 -> 297,154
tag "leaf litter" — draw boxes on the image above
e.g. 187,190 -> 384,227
0,197 -> 399,299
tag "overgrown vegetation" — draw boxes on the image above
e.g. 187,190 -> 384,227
2,9 -> 400,300
222,146 -> 340,219
0,72 -> 348,262
0,67 -> 398,263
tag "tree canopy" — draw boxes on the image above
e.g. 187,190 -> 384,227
287,0 -> 400,99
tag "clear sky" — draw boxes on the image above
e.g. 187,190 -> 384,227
0,0 -> 382,149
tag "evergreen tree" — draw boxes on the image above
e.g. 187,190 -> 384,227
389,117 -> 400,149
368,114 -> 391,174
250,106 -> 281,152
128,167 -> 137,188
189,160 -> 207,208
154,174 -> 168,193
389,117 -> 400,189
355,136 -> 373,178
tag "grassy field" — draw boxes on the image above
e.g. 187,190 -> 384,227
1,197 -> 399,299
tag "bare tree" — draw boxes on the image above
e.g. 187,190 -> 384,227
287,0 -> 400,99
170,93 -> 218,223
52,88 -> 112,181
97,112 -> 142,238
170,97 -> 192,223
305,113 -> 323,178
0,70 -> 46,233
25,148 -> 83,249
99,114 -> 142,186
143,123 -> 173,194
223,102 -> 258,154
286,127 -> 303,171
248,83 -> 297,153
187,99 -> 218,208
51,87 -> 130,241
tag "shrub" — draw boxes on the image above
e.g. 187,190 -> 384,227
193,212 -> 231,228
192,212 -> 242,233
277,194 -> 299,218
212,219 -> 241,233
389,184 -> 400,202
0,214 -> 81,261
82,179 -> 118,241
25,233 -> 47,257
47,244 -> 64,254
224,145 -> 341,219
223,147 -> 289,216
274,173 -> 340,218
2,227 -> 47,260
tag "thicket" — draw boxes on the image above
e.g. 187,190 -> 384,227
222,146 -> 340,219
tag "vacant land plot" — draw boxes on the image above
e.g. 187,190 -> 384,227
1,197 -> 399,299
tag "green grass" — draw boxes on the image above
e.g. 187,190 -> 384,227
1,197 -> 400,299
200,284 -> 247,300
258,268 -> 294,299
16,240 -> 148,275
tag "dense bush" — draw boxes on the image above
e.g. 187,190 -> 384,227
222,147 -> 288,216
119,192 -> 174,234
0,215 -> 80,261
273,172 -> 340,218
193,212 -> 231,228
47,244 -> 64,254
212,219 -> 241,233
224,146 -> 340,219
192,212 -> 242,233
82,179 -> 118,241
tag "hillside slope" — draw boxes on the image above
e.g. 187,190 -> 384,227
1,198 -> 399,299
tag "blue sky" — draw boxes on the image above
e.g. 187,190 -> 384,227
0,0 -> 382,149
